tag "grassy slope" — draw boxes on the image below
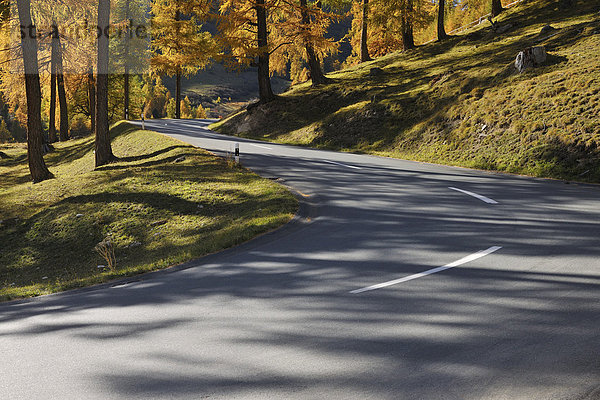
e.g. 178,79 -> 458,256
213,0 -> 600,182
0,123 -> 297,301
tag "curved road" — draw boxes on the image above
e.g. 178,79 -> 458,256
1,119 -> 599,399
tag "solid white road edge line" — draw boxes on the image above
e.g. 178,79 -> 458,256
322,160 -> 362,170
350,246 -> 502,294
448,187 -> 499,204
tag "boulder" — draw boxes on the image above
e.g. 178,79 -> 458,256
515,46 -> 547,73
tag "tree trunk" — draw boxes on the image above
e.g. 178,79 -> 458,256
437,0 -> 448,41
175,69 -> 181,119
491,0 -> 504,17
402,0 -> 415,50
256,0 -> 275,103
360,0 -> 371,62
174,8 -> 182,118
300,0 -> 328,85
88,68 -> 96,134
16,0 -> 52,182
95,0 -> 114,167
55,32 -> 69,141
49,46 -> 57,143
123,0 -> 130,120
124,74 -> 129,120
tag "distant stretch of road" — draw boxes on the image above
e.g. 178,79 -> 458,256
1,119 -> 599,399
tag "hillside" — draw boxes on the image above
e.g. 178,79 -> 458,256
0,123 -> 297,300
212,0 -> 600,182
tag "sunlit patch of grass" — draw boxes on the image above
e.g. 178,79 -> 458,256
0,122 -> 297,301
213,0 -> 600,182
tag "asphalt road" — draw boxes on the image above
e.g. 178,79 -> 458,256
1,119 -> 599,399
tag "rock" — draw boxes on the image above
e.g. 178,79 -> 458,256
174,156 -> 186,163
76,213 -> 84,218
540,24 -> 556,35
515,46 -> 547,73
369,67 -> 384,77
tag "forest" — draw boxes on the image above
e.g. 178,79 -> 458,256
0,0 -> 513,183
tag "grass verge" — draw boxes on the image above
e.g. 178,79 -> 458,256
212,0 -> 600,182
0,122 -> 297,301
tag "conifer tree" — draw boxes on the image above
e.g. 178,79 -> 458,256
270,0 -> 337,85
52,24 -> 69,141
95,0 -> 114,167
16,0 -> 52,182
401,0 -> 415,50
299,0 -> 331,84
151,0 -> 214,118
49,50 -> 58,143
491,0 -> 503,17
113,0 -> 150,120
359,0 -> 371,62
349,0 -> 430,59
218,0 -> 279,103
437,0 -> 448,41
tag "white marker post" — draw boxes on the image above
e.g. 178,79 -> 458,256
235,143 -> 240,164
141,114 -> 145,130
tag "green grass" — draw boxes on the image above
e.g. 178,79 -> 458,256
212,0 -> 600,182
0,122 -> 297,301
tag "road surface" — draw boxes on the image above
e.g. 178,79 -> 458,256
1,119 -> 599,399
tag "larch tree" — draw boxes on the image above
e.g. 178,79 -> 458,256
218,0 -> 281,104
95,0 -> 114,167
15,0 -> 53,182
270,0 -> 337,85
299,0 -> 331,85
437,0 -> 448,41
491,0 -> 503,17
348,0 -> 400,62
123,0 -> 131,120
88,67 -> 95,133
401,0 -> 415,50
359,0 -> 371,62
48,43 -> 57,143
31,1 -> 73,143
51,23 -> 69,141
151,0 -> 214,119
113,0 -> 149,120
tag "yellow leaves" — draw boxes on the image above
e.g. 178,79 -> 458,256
150,0 -> 216,77
218,0 -> 337,80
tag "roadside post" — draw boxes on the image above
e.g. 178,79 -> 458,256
141,114 -> 145,130
235,143 -> 240,164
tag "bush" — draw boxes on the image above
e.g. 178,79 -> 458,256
0,119 -> 12,143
